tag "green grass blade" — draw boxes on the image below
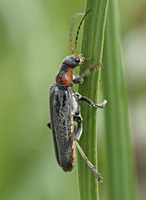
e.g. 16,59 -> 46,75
77,0 -> 109,200
102,0 -> 137,199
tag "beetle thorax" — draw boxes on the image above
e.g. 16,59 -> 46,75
56,65 -> 73,87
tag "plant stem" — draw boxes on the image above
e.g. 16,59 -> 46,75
77,0 -> 109,200
102,0 -> 137,199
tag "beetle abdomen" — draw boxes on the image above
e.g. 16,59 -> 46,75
50,84 -> 75,171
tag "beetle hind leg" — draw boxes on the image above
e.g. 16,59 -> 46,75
74,140 -> 103,183
73,115 -> 83,141
73,115 -> 103,182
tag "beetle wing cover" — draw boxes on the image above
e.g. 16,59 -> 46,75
50,84 -> 73,171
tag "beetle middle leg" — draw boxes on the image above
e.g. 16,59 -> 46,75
75,93 -> 107,108
47,121 -> 51,129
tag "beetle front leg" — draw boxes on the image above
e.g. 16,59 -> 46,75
75,93 -> 107,108
72,74 -> 84,84
79,62 -> 103,81
72,62 -> 102,84
47,121 -> 51,129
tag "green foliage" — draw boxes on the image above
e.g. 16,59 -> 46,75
102,0 -> 137,199
78,0 -> 109,200
78,0 -> 137,200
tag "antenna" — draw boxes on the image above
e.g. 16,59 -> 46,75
69,9 -> 92,56
75,9 -> 92,57
70,13 -> 84,55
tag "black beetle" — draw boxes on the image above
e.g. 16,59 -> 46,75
47,9 -> 107,182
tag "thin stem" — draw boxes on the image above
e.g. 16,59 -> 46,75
77,0 -> 109,200
102,0 -> 137,199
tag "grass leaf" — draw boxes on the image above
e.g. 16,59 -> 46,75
102,0 -> 137,199
77,0 -> 109,200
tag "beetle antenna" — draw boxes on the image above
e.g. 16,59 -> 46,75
75,9 -> 92,57
70,13 -> 84,55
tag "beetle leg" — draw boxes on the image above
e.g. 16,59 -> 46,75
72,74 -> 84,84
75,93 -> 107,108
47,121 -> 51,129
74,140 -> 103,183
73,62 -> 103,85
73,115 -> 83,141
80,62 -> 103,79
72,62 -> 102,84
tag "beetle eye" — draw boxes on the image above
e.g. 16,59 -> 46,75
75,57 -> 80,63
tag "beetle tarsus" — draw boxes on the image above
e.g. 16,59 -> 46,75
91,168 -> 103,183
94,99 -> 108,108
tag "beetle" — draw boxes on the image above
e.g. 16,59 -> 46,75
47,9 -> 107,183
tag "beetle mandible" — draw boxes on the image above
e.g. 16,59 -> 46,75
47,9 -> 107,183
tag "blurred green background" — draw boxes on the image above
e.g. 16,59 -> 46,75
0,0 -> 146,200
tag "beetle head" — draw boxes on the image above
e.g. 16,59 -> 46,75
63,55 -> 85,69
